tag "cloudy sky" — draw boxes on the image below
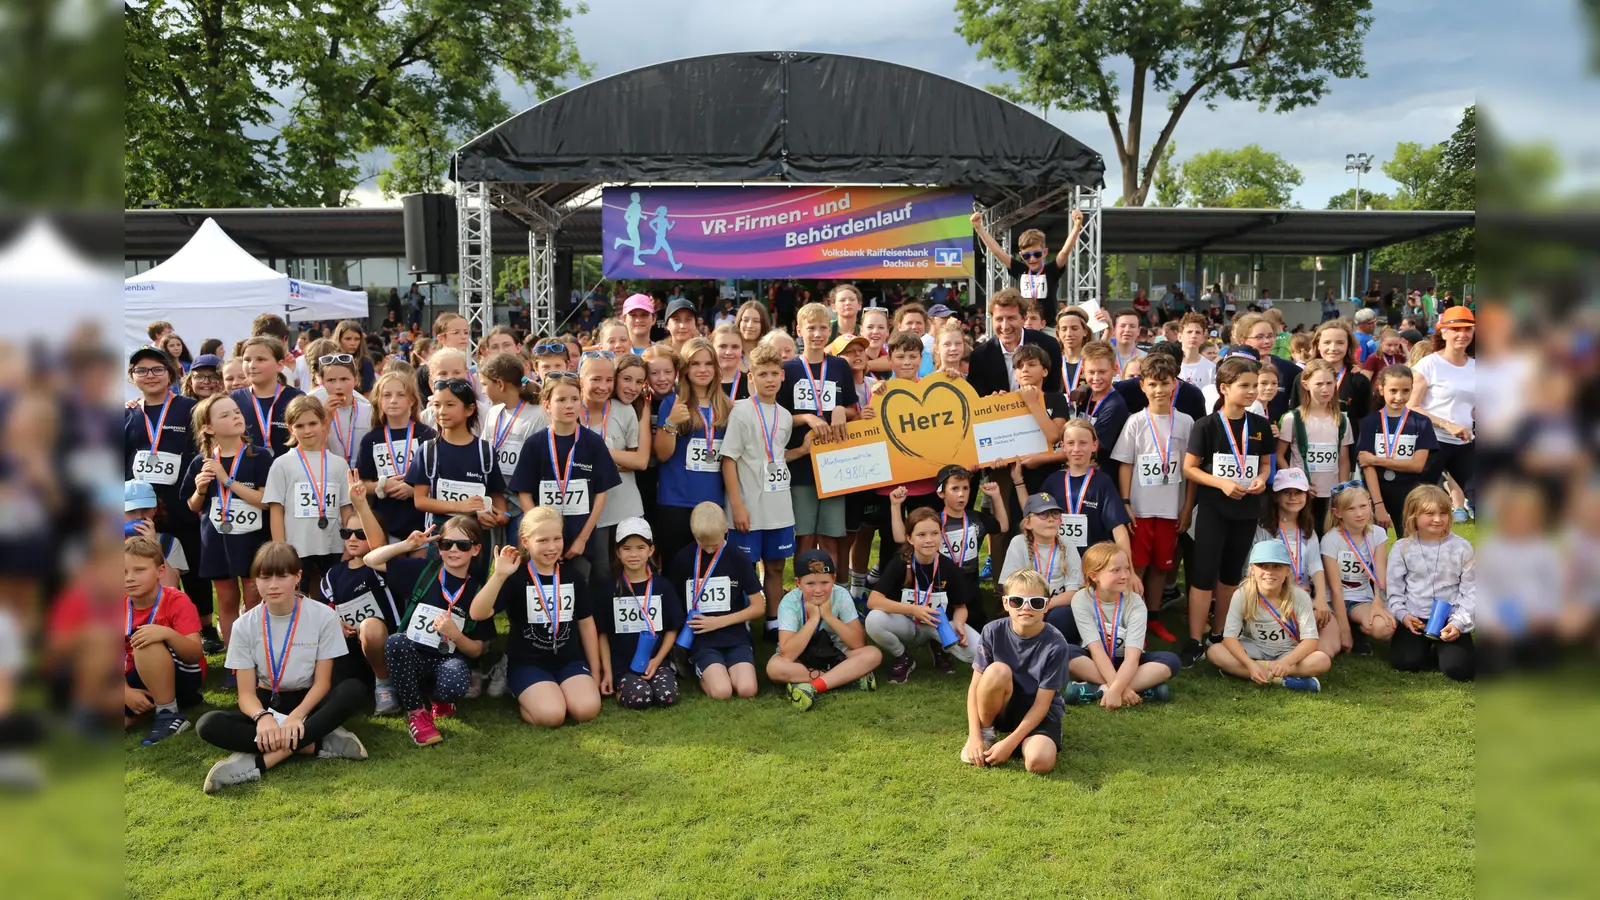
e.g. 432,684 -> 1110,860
354,0 -> 1597,207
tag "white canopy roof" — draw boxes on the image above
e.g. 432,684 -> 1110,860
0,218 -> 120,346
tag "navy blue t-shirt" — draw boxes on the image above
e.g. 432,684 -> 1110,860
404,435 -> 504,530
596,572 -> 688,673
319,561 -> 401,630
386,557 -> 493,656
231,385 -> 304,457
125,394 -> 198,521
667,542 -> 762,650
356,421 -> 435,540
778,355 -> 859,487
179,444 -> 272,541
1074,389 -> 1130,480
495,561 -> 594,669
1041,468 -> 1132,548
507,427 -> 622,544
1357,409 -> 1439,488
655,391 -> 727,510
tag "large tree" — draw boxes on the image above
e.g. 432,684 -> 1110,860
956,0 -> 1372,208
125,0 -> 589,208
1170,144 -> 1302,208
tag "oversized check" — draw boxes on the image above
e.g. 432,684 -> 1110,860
811,374 -> 1050,497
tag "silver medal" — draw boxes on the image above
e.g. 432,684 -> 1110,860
1383,470 -> 1395,482
219,520 -> 233,534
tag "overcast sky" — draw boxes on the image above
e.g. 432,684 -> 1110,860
353,0 -> 1597,207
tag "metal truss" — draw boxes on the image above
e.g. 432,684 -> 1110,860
456,181 -> 493,350
1066,185 -> 1102,310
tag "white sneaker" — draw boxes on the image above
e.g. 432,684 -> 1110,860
487,656 -> 509,698
203,752 -> 261,794
316,726 -> 368,760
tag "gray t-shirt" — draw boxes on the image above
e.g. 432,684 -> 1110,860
263,448 -> 352,557
483,401 -> 549,492
776,585 -> 859,652
1110,409 -> 1193,520
584,402 -> 644,528
719,398 -> 796,530
1070,588 -> 1149,655
225,599 -> 347,693
308,391 -> 373,469
975,618 -> 1070,698
998,535 -> 1082,597
1223,587 -> 1318,658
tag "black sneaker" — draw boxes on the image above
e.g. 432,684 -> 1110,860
1352,631 -> 1373,656
141,709 -> 190,747
888,654 -> 916,684
1179,639 -> 1205,667
930,644 -> 955,674
200,627 -> 225,655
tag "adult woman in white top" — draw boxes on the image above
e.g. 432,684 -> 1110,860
1408,307 -> 1476,516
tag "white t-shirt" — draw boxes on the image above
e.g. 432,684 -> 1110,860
1322,523 -> 1387,606
1412,354 -> 1475,446
1278,411 -> 1353,498
225,600 -> 347,693
584,402 -> 644,528
998,534 -> 1083,597
308,391 -> 373,469
1179,357 -> 1216,390
1110,409 -> 1193,519
718,398 -> 795,530
482,401 -> 549,489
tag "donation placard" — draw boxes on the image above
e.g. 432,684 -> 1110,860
810,374 -> 1050,498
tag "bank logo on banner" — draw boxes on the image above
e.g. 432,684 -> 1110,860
601,186 -> 974,281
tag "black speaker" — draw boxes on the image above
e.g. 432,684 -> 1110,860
555,249 -> 573,306
402,193 -> 457,276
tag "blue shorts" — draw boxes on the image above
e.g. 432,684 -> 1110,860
688,642 -> 756,678
1065,644 -> 1183,678
728,526 -> 795,563
1343,596 -> 1373,612
126,662 -> 204,712
506,660 -> 591,696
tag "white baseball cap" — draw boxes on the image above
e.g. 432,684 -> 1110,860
614,517 -> 653,544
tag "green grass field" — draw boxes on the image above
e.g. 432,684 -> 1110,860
125,526 -> 1476,898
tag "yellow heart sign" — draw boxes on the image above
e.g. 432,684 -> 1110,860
876,376 -> 974,464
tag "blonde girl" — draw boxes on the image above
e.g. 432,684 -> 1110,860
262,395 -> 353,595
1385,485 -> 1475,681
182,394 -> 271,647
1306,320 -> 1372,428
1206,541 -> 1330,692
1027,418 -> 1137,589
997,492 -> 1084,642
1276,359 -> 1351,530
471,507 -> 602,728
579,351 -> 648,587
1322,484 -> 1395,651
420,346 -> 491,435
596,319 -> 631,356
357,370 -> 434,544
221,356 -> 248,393
711,323 -> 748,400
1062,542 -> 1181,707
652,337 -> 732,565
1255,468 -> 1339,657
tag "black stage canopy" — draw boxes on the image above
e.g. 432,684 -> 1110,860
452,51 -> 1107,206
125,205 -> 1475,261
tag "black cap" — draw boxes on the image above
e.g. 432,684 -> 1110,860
794,549 -> 836,577
1399,328 -> 1426,346
128,345 -> 175,370
935,464 -> 972,491
665,298 -> 696,320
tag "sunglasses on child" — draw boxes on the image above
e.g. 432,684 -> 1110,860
532,341 -> 567,356
1003,595 -> 1049,611
437,538 -> 476,552
318,353 -> 355,367
338,528 -> 365,540
1019,250 -> 1045,261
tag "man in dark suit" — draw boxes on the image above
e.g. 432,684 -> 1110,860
968,288 -> 1064,396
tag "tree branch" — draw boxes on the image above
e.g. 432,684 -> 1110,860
355,15 -> 445,102
1089,63 -> 1126,166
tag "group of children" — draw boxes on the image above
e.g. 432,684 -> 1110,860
122,292 -> 1475,788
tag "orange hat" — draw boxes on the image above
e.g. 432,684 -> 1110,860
1437,307 -> 1475,330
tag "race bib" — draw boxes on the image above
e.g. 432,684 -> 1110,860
526,583 -> 576,626
1305,442 -> 1338,474
371,440 -> 415,480
763,461 -> 791,493
1251,624 -> 1289,645
612,594 -> 661,635
209,497 -> 263,534
495,440 -> 525,480
686,575 -> 732,613
1337,551 -> 1368,587
1136,454 -> 1178,487
1059,514 -> 1089,548
900,588 -> 949,611
686,438 -> 719,473
436,477 -> 490,512
1019,272 -> 1048,300
132,450 -> 181,485
538,479 -> 590,516
943,525 -> 979,563
293,482 -> 338,519
335,592 -> 383,628
1212,452 -> 1260,485
1387,435 -> 1418,459
793,379 -> 838,412
405,602 -> 466,652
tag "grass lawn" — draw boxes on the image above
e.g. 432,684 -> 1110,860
126,525 -> 1476,898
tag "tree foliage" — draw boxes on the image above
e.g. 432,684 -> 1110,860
1325,187 -> 1392,210
126,0 -> 590,208
956,0 -> 1372,206
1168,144 -> 1302,208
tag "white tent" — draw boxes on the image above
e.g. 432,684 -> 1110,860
0,218 -> 120,346
124,217 -> 369,366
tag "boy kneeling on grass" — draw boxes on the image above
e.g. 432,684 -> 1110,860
767,549 -> 882,711
963,569 -> 1069,775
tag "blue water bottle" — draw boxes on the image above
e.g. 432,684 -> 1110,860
631,631 -> 658,674
932,607 -> 960,649
1424,599 -> 1453,639
676,616 -> 696,650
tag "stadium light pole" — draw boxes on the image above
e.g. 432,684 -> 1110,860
1344,152 -> 1373,210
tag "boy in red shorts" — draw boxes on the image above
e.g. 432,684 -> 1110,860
1109,353 -> 1192,643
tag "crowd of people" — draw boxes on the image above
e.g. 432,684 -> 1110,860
114,246 -> 1487,791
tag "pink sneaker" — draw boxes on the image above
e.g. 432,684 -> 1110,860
431,701 -> 456,719
407,709 -> 442,746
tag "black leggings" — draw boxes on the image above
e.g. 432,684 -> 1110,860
173,524 -> 210,617
1188,505 -> 1256,592
1390,627 -> 1475,682
1423,441 -> 1476,510
1377,478 -> 1423,537
655,505 -> 696,575
196,681 -> 365,753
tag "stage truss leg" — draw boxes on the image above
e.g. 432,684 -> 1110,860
1066,186 -> 1102,311
527,208 -> 557,339
456,181 -> 492,350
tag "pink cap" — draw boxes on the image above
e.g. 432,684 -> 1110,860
1272,467 -> 1310,492
622,293 -> 653,316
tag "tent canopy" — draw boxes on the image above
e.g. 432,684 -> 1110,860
452,51 -> 1107,207
0,218 -> 120,345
